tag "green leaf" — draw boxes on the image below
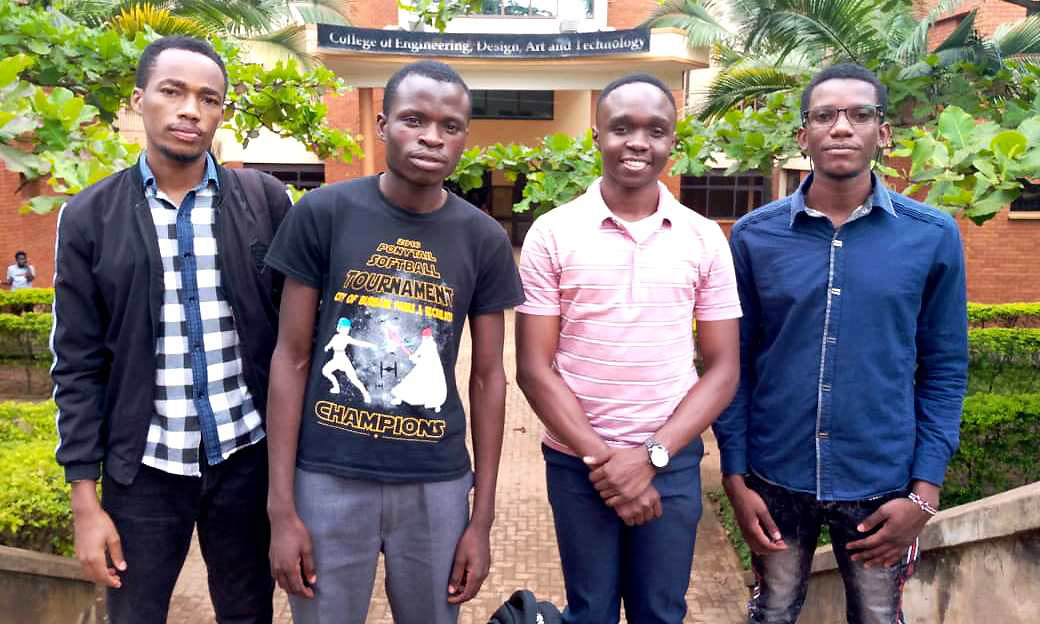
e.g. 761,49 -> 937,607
0,54 -> 34,89
937,106 -> 974,152
0,145 -> 44,175
25,195 -> 65,215
990,131 -> 1027,160
967,189 -> 1018,224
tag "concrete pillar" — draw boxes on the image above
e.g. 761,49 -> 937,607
359,87 -> 377,177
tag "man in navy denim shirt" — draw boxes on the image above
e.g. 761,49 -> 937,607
715,64 -> 968,624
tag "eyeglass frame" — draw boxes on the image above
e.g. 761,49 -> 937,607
800,104 -> 886,129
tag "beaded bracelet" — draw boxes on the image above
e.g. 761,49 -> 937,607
908,492 -> 938,516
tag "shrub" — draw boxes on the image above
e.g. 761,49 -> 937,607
968,302 -> 1040,327
944,393 -> 1040,508
968,328 -> 1040,394
0,288 -> 54,314
0,400 -> 71,556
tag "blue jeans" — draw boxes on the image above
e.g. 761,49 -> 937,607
544,445 -> 702,624
101,440 -> 273,624
746,473 -> 919,624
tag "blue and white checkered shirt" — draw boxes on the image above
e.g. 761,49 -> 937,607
139,154 -> 264,477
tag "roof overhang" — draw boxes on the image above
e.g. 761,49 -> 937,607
309,25 -> 707,90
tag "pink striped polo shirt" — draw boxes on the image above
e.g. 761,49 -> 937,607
517,178 -> 742,455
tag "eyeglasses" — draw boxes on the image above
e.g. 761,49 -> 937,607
801,105 -> 884,128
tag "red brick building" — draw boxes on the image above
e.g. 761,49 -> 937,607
2,0 -> 1036,302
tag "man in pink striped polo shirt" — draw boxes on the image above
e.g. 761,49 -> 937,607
516,73 -> 742,624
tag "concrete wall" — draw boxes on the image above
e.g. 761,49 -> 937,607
800,482 -> 1040,623
0,545 -> 99,624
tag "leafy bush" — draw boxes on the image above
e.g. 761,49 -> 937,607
968,302 -> 1040,327
0,400 -> 72,556
944,393 -> 1040,508
0,288 -> 53,313
968,328 -> 1040,394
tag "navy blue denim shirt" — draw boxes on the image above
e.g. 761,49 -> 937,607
714,174 -> 968,501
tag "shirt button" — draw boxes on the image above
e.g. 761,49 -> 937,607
196,390 -> 204,399
832,239 -> 843,247
193,343 -> 202,351
183,251 -> 193,258
188,296 -> 196,303
821,384 -> 831,392
819,431 -> 829,438
830,288 -> 841,296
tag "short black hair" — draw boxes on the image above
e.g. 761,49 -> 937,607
383,60 -> 471,117
136,36 -> 228,95
597,73 -> 676,113
14,251 -> 25,259
801,63 -> 887,117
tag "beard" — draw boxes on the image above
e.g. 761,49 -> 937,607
157,142 -> 207,164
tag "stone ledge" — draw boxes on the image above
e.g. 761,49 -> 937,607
0,545 -> 87,582
811,481 -> 1040,574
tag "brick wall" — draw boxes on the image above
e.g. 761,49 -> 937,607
0,170 -> 59,288
607,0 -> 658,28
925,0 -> 1027,48
348,0 -> 399,29
959,215 -> 1040,303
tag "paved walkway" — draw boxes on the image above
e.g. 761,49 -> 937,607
168,310 -> 748,623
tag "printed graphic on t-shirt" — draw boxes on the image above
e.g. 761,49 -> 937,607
314,237 -> 455,443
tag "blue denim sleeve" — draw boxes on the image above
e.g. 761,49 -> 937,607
911,219 -> 969,486
712,226 -> 756,476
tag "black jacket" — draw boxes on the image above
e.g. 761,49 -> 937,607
52,163 -> 290,485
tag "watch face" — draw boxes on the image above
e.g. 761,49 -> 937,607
650,445 -> 668,468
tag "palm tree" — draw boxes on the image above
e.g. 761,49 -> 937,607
42,1 -> 353,65
643,0 -> 1040,121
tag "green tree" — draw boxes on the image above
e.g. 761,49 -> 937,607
35,0 -> 353,64
0,0 -> 360,213
643,0 -> 1040,223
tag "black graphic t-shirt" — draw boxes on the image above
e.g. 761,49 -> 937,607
266,175 -> 524,482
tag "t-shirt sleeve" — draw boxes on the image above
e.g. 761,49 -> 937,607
694,222 -> 743,321
515,218 -> 561,316
264,194 -> 327,290
469,227 -> 525,316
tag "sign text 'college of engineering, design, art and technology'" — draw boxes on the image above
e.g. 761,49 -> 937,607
318,25 -> 651,59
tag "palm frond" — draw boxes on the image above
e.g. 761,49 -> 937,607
109,5 -> 215,37
171,0 -> 278,35
933,9 -> 978,53
240,24 -> 315,68
734,0 -> 886,65
890,0 -> 965,63
994,15 -> 1040,58
640,0 -> 732,49
698,67 -> 805,120
290,0 -> 353,25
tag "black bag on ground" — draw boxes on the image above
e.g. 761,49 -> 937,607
488,589 -> 562,624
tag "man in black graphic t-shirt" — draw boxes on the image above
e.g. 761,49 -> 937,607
265,61 -> 524,624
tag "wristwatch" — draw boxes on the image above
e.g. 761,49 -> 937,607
644,437 -> 670,469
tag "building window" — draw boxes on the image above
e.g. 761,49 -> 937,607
471,90 -> 553,120
245,163 -> 325,190
680,173 -> 766,220
1010,182 -> 1040,212
470,0 -> 593,17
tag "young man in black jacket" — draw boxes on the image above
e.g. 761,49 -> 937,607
52,36 -> 289,624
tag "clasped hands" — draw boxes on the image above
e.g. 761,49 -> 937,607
583,446 -> 661,526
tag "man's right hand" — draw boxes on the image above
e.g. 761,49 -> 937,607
269,510 -> 317,598
612,483 -> 663,526
71,483 -> 125,588
723,475 -> 787,555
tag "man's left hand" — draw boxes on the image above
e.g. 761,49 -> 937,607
847,498 -> 931,568
447,525 -> 491,604
585,446 -> 655,506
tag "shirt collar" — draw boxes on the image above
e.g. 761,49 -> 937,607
585,177 -> 683,230
138,151 -> 220,194
788,172 -> 895,228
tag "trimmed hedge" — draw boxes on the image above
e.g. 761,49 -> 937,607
968,302 -> 1040,327
968,328 -> 1040,394
0,400 -> 72,556
0,288 -> 53,314
944,393 -> 1040,508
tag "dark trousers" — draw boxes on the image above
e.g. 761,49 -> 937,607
544,445 -> 702,624
101,440 -> 274,624
746,473 -> 918,624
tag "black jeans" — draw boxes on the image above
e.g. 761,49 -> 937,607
101,440 -> 274,624
745,473 -> 918,624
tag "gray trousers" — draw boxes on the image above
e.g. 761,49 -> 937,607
289,468 -> 473,624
